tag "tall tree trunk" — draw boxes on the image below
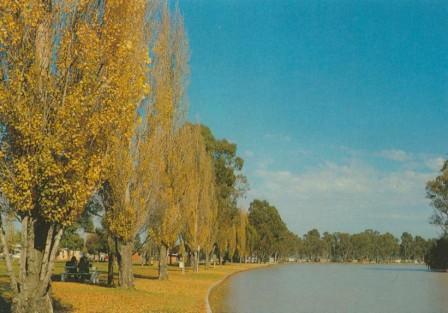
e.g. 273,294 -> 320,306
190,251 -> 195,272
205,248 -> 210,270
116,241 -> 134,288
193,248 -> 199,272
7,218 -> 63,313
10,14 -> 56,313
107,251 -> 114,286
0,214 -> 18,294
158,244 -> 168,280
107,235 -> 115,286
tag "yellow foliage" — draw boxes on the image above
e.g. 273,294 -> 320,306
136,3 -> 191,249
236,211 -> 248,257
104,2 -> 190,246
0,1 -> 148,225
179,124 -> 217,252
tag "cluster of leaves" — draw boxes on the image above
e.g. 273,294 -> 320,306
0,0 -> 149,226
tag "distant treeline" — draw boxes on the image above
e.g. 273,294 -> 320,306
293,229 -> 431,263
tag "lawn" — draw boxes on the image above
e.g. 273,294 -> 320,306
0,260 -> 262,313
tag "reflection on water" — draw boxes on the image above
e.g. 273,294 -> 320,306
217,264 -> 448,313
365,266 -> 429,272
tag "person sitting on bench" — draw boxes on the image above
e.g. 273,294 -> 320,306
66,256 -> 78,273
62,256 -> 78,281
78,255 -> 90,280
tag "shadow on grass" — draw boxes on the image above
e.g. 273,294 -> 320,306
0,279 -> 11,313
53,298 -> 74,313
52,273 -> 113,289
133,273 -> 159,280
0,280 -> 74,313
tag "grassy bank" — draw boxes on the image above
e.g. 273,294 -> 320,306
0,261 -> 264,313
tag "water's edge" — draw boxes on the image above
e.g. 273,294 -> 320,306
206,264 -> 272,313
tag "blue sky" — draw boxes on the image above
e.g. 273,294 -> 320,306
180,0 -> 448,238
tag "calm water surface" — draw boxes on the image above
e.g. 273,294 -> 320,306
218,264 -> 448,313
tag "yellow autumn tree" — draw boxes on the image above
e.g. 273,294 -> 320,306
200,165 -> 218,270
0,1 -> 148,312
224,210 -> 249,263
144,2 -> 190,281
236,210 -> 248,262
149,127 -> 186,280
97,0 -> 159,289
181,124 -> 217,272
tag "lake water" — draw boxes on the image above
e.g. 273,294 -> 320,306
216,264 -> 448,313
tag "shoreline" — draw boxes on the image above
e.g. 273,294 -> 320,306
206,263 -> 272,313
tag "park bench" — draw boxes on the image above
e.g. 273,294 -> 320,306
61,265 -> 99,284
60,265 -> 77,282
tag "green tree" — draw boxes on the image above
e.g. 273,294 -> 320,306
377,233 -> 399,262
303,229 -> 323,261
85,229 -> 109,259
413,235 -> 429,262
334,232 -> 352,262
60,226 -> 84,252
425,236 -> 448,270
400,232 -> 414,261
278,231 -> 301,260
426,160 -> 448,233
248,200 -> 288,262
200,125 -> 247,262
322,232 -> 335,260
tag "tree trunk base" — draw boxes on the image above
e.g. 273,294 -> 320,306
158,245 -> 168,280
117,242 -> 134,289
193,250 -> 199,272
205,252 -> 210,270
107,252 -> 114,286
12,293 -> 53,313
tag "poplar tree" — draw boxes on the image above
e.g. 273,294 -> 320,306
200,174 -> 218,270
182,124 -> 217,272
236,211 -> 248,262
149,128 -> 184,281
100,1 -> 189,284
100,0 -> 157,289
145,2 -> 189,280
0,1 -> 148,311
